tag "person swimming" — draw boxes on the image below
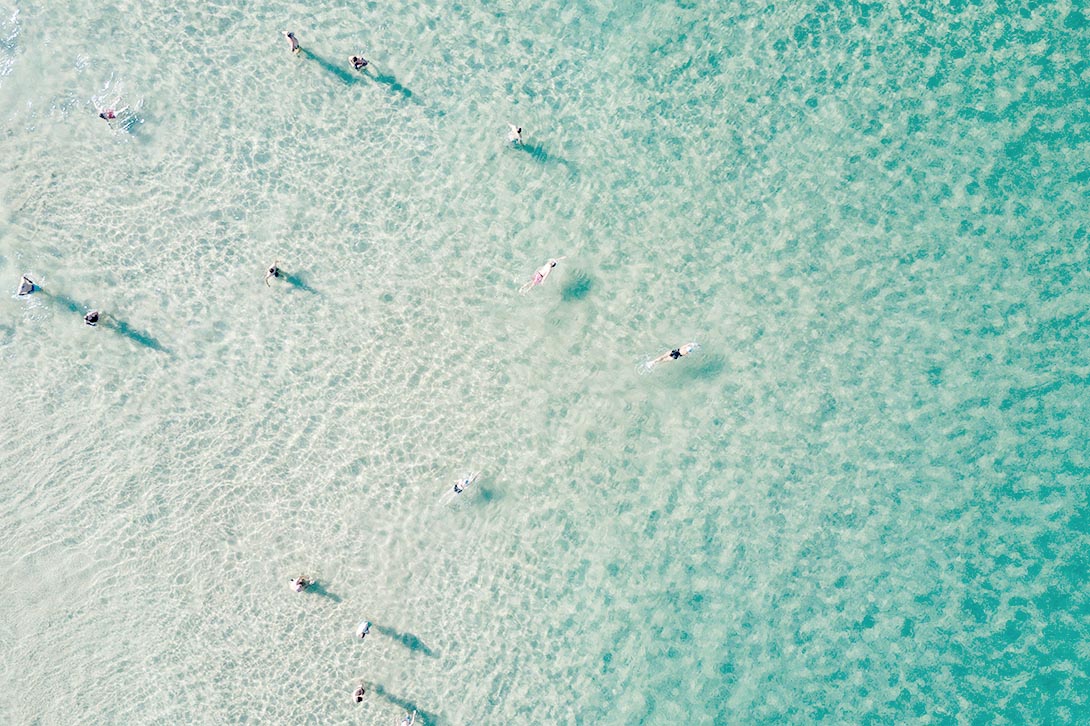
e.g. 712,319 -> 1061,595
289,575 -> 311,593
349,55 -> 369,71
401,710 -> 416,726
17,276 -> 36,296
84,310 -> 100,327
353,683 -> 367,703
99,109 -> 116,122
283,31 -> 300,54
356,620 -> 372,639
453,471 -> 480,494
508,124 -> 523,145
265,261 -> 281,287
519,257 -> 565,293
648,342 -> 697,368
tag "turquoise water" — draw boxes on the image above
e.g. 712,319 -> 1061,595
2,0 -> 1088,723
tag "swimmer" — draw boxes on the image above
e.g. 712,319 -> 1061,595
401,710 -> 416,726
356,620 -> 372,639
648,342 -> 697,368
519,257 -> 565,293
349,55 -> 369,71
84,310 -> 100,327
289,575 -> 311,593
508,124 -> 523,145
99,109 -> 116,122
283,31 -> 300,54
18,276 -> 36,296
453,471 -> 480,494
353,683 -> 367,703
265,261 -> 281,286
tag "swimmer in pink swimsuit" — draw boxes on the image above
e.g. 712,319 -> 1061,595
519,257 -> 565,293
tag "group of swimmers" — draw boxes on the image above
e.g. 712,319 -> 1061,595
288,574 -> 414,720
10,31 -> 700,720
280,471 -> 480,710
17,253 -> 696,364
282,31 -> 371,76
17,276 -> 100,326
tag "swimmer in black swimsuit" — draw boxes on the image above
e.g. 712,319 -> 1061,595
349,55 -> 369,71
283,31 -> 300,54
18,276 -> 36,296
648,342 -> 696,368
265,261 -> 281,287
84,310 -> 100,327
353,683 -> 367,703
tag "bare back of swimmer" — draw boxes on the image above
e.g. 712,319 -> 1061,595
648,342 -> 697,368
519,257 -> 565,293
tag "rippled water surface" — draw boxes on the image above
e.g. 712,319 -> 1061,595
1,0 -> 1088,723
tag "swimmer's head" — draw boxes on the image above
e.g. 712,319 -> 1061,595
550,260 -> 557,267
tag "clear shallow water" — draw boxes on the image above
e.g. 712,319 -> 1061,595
1,0 -> 1088,723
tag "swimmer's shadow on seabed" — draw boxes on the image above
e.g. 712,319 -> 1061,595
372,624 -> 438,657
120,109 -> 154,144
299,49 -> 416,102
512,141 -> 577,175
304,581 -> 342,602
679,353 -> 726,381
560,269 -> 594,302
369,69 -> 416,102
280,272 -> 319,295
45,291 -> 172,355
369,684 -> 437,725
